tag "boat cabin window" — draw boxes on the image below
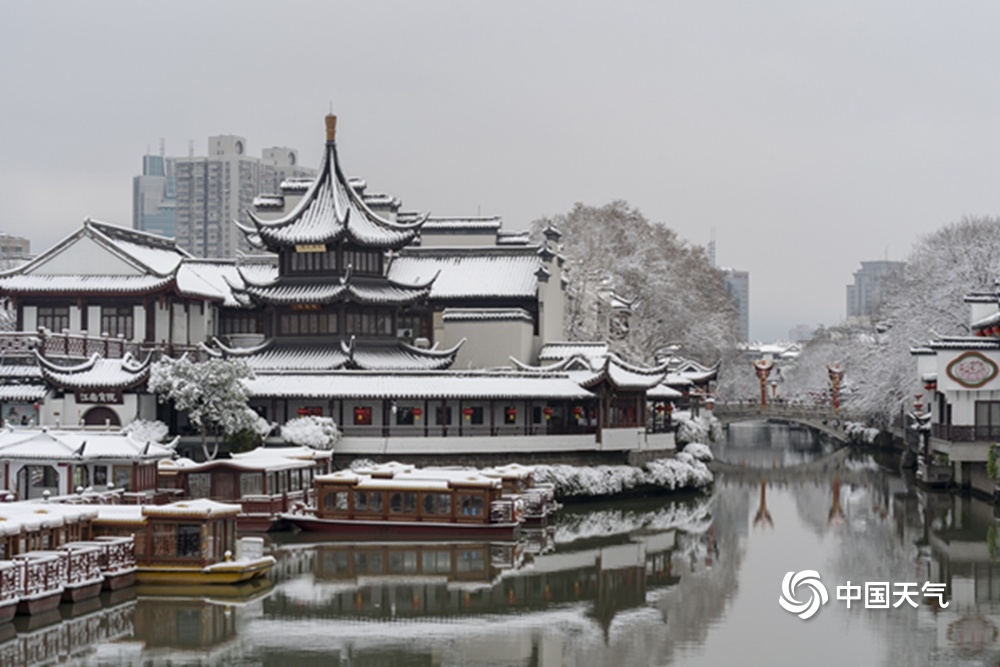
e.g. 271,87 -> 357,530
354,491 -> 383,513
458,494 -> 484,517
240,473 -> 263,496
389,492 -> 417,514
422,493 -> 451,516
177,524 -> 201,558
189,473 -> 211,499
323,491 -> 349,512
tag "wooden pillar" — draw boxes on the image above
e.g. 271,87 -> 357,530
489,399 -> 495,437
424,399 -> 429,438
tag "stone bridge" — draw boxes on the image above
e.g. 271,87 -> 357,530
711,403 -> 853,443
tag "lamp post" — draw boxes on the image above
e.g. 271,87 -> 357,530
752,359 -> 775,410
826,364 -> 844,414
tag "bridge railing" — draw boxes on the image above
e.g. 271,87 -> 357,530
712,402 -> 849,427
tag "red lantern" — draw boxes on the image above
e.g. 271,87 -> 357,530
505,407 -> 517,417
572,406 -> 583,420
976,328 -> 987,337
666,403 -> 674,414
411,407 -> 423,419
32,402 -> 39,412
655,404 -> 665,414
463,407 -> 474,420
543,407 -> 554,420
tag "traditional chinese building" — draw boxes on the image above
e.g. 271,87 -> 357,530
912,284 -> 1000,495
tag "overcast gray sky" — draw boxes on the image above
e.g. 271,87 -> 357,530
2,1 -> 999,341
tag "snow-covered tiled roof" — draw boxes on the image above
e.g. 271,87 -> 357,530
496,231 -> 531,246
141,498 -> 241,519
36,351 -> 151,389
0,364 -> 42,379
538,342 -> 609,363
420,217 -> 503,232
212,339 -> 460,372
280,179 -> 313,193
175,259 -> 246,306
245,371 -> 595,400
253,195 -> 285,209
923,337 -> 1000,350
389,247 -> 541,300
84,220 -> 190,276
0,384 -> 47,402
646,383 -> 684,399
0,427 -> 174,462
964,292 -> 998,304
442,308 -> 533,323
243,141 -> 425,250
972,311 -> 1000,330
159,450 -> 314,474
0,274 -> 173,294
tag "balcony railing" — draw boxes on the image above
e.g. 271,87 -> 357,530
931,423 -> 1000,442
338,423 -> 599,438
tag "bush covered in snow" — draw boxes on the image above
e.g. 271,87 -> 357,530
533,456 -> 712,499
675,413 -> 722,447
845,421 -> 881,445
281,416 -> 341,450
123,419 -> 170,443
682,442 -> 714,462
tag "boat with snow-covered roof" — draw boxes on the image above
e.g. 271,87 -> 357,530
283,463 -> 521,540
156,446 -> 333,531
91,498 -> 275,585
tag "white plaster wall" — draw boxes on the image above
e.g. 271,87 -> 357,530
28,236 -> 142,276
154,302 -> 169,344
69,305 -> 81,333
22,306 -> 36,332
132,305 -> 146,342
171,303 -> 186,344
646,432 -> 676,452
600,427 -> 646,451
87,306 -> 101,335
420,231 -> 495,247
444,319 -> 533,369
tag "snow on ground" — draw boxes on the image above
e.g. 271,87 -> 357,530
533,456 -> 712,499
674,413 -> 723,447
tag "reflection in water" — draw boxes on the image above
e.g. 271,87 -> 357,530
16,425 -> 1000,664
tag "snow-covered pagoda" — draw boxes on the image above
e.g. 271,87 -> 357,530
222,115 -> 460,372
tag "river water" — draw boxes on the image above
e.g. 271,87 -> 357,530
11,422 -> 1000,666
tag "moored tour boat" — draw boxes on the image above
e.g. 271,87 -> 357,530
91,498 -> 275,585
283,465 -> 521,540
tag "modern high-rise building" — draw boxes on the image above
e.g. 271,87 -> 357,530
156,136 -> 315,258
846,260 -> 905,323
707,238 -> 750,341
132,153 -> 176,238
721,269 -> 750,341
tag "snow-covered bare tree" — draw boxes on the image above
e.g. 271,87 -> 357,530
148,355 -> 262,460
786,216 -> 1000,422
532,201 -> 737,363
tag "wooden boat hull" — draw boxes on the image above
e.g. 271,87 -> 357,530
135,556 -> 275,586
62,579 -> 104,603
0,598 -> 17,624
16,589 -> 63,616
237,514 -> 286,533
103,569 -> 137,591
284,515 -> 520,540
136,576 -> 273,601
